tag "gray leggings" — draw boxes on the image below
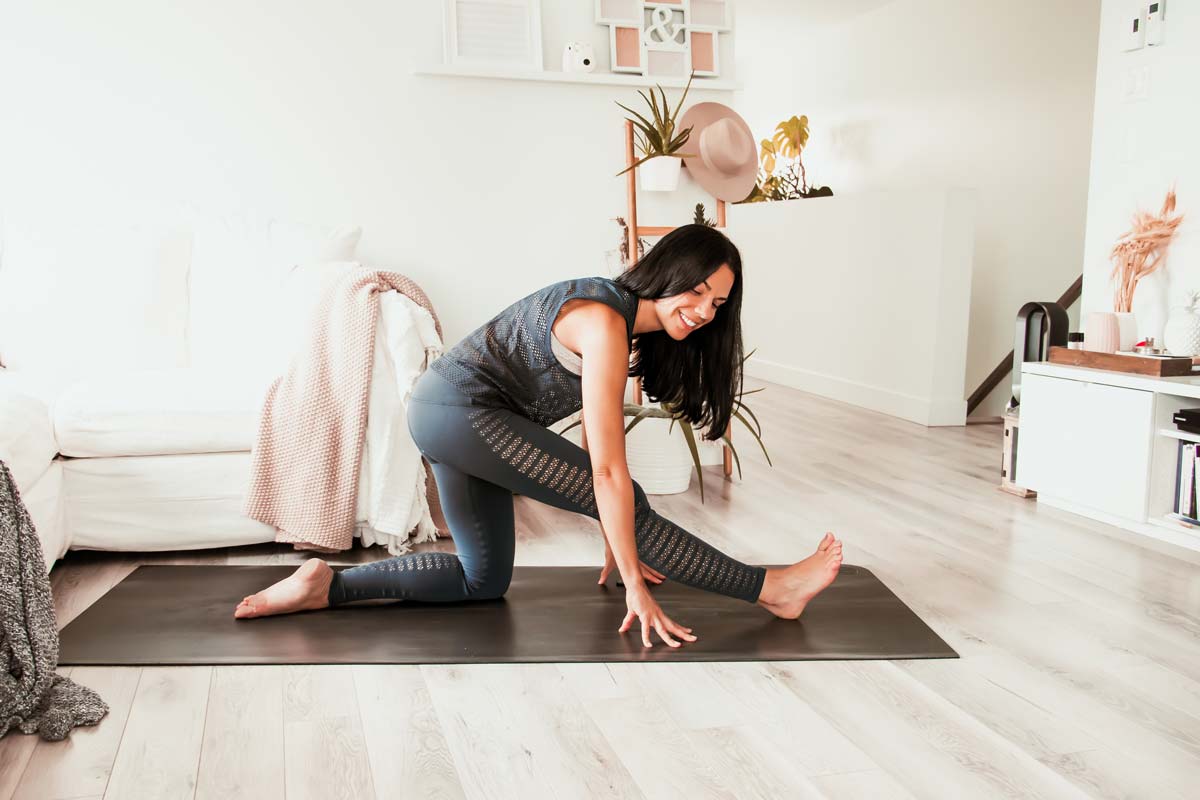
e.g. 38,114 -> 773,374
326,367 -> 766,606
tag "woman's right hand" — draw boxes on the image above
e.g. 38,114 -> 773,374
619,583 -> 697,648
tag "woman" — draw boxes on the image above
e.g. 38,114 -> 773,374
233,224 -> 844,648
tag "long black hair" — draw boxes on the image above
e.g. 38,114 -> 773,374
613,223 -> 744,442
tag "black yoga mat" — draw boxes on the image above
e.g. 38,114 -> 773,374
57,564 -> 957,665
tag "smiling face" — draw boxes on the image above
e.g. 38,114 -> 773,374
655,264 -> 735,339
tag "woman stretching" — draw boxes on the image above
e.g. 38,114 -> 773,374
233,224 -> 843,648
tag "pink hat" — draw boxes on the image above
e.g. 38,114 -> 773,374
677,102 -> 759,202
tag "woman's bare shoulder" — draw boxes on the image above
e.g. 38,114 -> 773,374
553,299 -> 627,358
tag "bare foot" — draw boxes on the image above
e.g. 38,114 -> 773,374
233,558 -> 334,619
758,534 -> 843,620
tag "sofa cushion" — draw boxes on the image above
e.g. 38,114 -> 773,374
0,215 -> 191,374
0,387 -> 56,491
187,212 -> 361,375
53,368 -> 270,457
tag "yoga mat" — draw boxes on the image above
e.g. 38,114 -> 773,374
57,564 -> 958,665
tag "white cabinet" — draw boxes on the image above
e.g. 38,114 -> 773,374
1019,372 -> 1154,521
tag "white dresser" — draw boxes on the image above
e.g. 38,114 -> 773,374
1018,360 -> 1200,552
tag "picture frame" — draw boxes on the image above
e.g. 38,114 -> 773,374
597,0 -> 732,79
443,0 -> 544,71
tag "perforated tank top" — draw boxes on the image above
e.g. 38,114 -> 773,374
429,275 -> 639,426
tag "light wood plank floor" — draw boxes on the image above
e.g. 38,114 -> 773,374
5,379 -> 1200,799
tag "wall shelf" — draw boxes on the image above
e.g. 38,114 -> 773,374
414,64 -> 741,91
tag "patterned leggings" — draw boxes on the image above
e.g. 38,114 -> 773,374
326,368 -> 766,606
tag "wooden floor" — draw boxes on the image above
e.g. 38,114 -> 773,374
4,379 -> 1200,800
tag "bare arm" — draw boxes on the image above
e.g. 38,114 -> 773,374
578,306 -> 643,589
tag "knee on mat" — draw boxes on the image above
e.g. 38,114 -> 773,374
465,570 -> 512,601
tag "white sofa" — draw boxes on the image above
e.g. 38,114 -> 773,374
0,210 -> 368,573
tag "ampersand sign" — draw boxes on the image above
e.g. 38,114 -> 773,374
644,6 -> 686,48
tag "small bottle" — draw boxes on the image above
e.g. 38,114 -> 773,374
1068,332 -> 1085,350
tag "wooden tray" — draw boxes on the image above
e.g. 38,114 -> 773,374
1046,346 -> 1199,377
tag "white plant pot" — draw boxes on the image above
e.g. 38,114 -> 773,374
638,156 -> 682,192
624,416 -> 693,495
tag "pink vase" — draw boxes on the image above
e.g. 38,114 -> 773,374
1084,311 -> 1120,354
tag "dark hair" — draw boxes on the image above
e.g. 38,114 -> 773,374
613,223 -> 744,442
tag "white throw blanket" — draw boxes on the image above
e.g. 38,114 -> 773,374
354,292 -> 444,554
244,265 -> 446,553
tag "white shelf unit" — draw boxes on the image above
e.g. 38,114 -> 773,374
414,64 -> 741,91
1017,361 -> 1200,553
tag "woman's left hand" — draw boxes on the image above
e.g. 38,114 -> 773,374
599,538 -> 666,586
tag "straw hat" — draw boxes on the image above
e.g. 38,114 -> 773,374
676,102 -> 759,202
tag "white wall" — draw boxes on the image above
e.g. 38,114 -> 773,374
0,1 -> 1102,423
1081,1 -> 1199,340
733,0 -> 1100,418
729,188 -> 975,426
0,0 -> 732,346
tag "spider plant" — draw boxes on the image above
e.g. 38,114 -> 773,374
559,348 -> 772,503
614,70 -> 698,177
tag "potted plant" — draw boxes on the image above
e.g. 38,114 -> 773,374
739,115 -> 834,203
614,71 -> 697,192
559,348 -> 772,501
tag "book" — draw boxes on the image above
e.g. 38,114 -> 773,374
1181,443 -> 1196,518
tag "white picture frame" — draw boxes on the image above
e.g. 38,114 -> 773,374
443,0 -> 544,71
597,0 -> 732,78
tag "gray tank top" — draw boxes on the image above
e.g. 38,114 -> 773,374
429,275 -> 639,426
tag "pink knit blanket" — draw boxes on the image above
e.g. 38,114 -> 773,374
243,268 -> 444,552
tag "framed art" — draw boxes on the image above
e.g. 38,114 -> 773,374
443,0 -> 544,71
596,0 -> 731,79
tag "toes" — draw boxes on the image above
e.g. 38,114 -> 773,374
818,533 -> 833,551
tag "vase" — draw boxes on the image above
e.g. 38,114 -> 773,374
624,416 -> 693,494
1131,268 -> 1169,344
1115,311 -> 1138,351
1163,307 -> 1200,356
638,156 -> 682,192
1084,311 -> 1120,354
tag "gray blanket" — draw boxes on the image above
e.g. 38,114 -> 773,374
0,459 -> 107,740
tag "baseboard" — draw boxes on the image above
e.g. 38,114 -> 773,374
748,357 -> 967,427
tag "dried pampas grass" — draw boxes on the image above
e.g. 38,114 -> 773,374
1111,187 -> 1186,313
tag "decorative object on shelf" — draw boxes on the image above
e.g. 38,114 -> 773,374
614,70 -> 697,191
1133,337 -> 1164,355
1108,185 -> 1185,343
741,114 -> 833,203
674,101 -> 758,202
596,0 -> 731,79
693,203 -> 716,227
1084,310 -> 1121,354
562,41 -> 596,73
1163,289 -> 1200,357
560,348 -> 770,501
1115,311 -> 1138,352
442,0 -> 543,71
